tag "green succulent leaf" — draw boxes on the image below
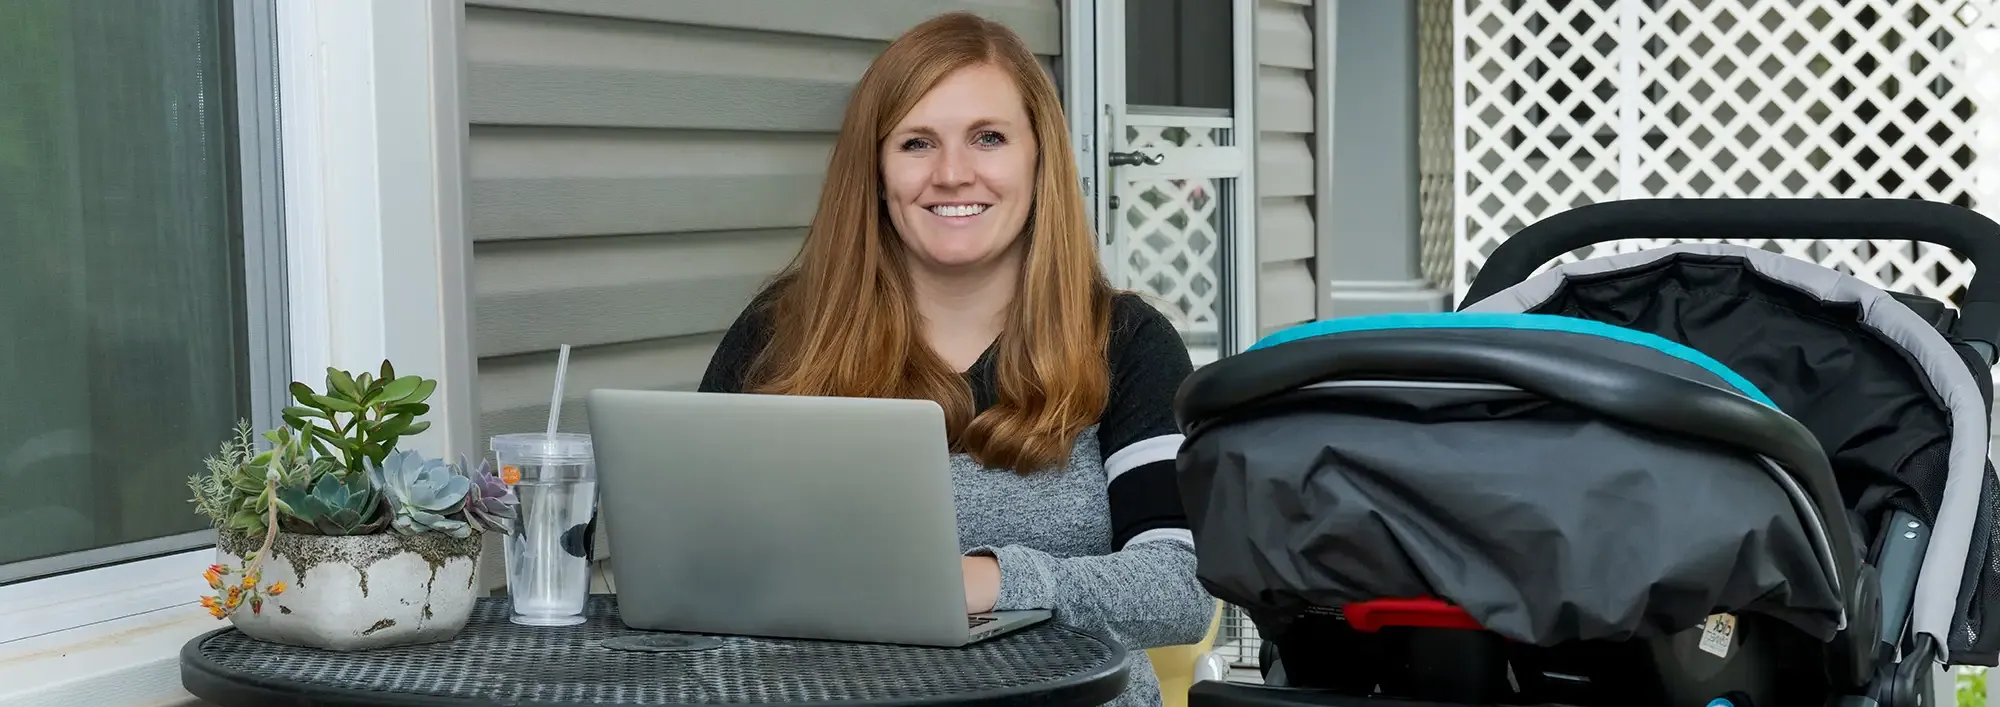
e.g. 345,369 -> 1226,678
289,382 -> 322,409
311,475 -> 347,502
386,403 -> 430,417
375,414 -> 412,438
278,514 -> 318,534
227,511 -> 264,533
328,368 -> 362,401
276,485 -> 313,510
311,437 -> 361,464
311,458 -> 346,478
377,376 -> 422,404
401,421 -> 432,436
406,379 -> 438,406
311,394 -> 363,414
379,359 -> 396,382
284,406 -> 329,420
306,424 -> 345,446
230,470 -> 265,493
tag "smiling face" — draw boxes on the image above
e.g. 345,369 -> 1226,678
880,62 -> 1040,275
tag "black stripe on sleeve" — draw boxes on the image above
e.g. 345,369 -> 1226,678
1098,295 -> 1197,548
1107,458 -> 1191,548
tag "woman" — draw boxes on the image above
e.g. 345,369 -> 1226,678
697,11 -> 1215,706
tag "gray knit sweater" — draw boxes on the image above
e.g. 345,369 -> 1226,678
698,293 -> 1215,707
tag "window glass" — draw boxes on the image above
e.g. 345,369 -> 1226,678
1124,0 -> 1235,111
0,0 -> 250,579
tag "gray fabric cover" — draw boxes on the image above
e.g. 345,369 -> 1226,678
1177,374 -> 1845,645
1465,242 -> 1990,651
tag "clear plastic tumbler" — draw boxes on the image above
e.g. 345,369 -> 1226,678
490,432 -> 597,627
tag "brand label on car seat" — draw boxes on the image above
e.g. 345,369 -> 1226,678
1698,613 -> 1736,658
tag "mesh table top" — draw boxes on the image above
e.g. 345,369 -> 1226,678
181,595 -> 1128,706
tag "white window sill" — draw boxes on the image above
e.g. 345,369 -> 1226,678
0,601 -> 216,707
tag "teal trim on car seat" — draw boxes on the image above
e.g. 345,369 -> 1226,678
1249,312 -> 1777,408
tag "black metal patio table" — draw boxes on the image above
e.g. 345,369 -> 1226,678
180,595 -> 1130,706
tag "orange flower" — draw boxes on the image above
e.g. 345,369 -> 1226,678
266,582 -> 286,596
203,568 -> 223,589
241,573 -> 258,588
199,596 -> 219,610
207,603 -> 228,619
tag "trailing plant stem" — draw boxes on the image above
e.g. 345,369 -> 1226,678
246,476 -> 280,586
200,474 -> 288,619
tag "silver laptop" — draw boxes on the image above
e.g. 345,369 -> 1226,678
584,388 -> 1051,646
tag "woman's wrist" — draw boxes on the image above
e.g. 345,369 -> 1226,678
961,554 -> 1002,614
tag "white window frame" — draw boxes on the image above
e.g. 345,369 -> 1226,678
0,1 -> 472,703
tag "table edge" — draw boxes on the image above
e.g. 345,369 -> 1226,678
179,622 -> 1132,707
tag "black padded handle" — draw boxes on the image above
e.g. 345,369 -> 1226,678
1175,331 -> 1858,604
1459,198 -> 2000,363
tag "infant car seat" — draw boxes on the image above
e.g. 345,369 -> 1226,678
1178,199 -> 2000,707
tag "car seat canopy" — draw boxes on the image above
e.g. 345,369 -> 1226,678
1464,243 -> 1999,664
1176,316 -> 1848,648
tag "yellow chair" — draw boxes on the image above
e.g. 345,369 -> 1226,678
1146,601 -> 1227,707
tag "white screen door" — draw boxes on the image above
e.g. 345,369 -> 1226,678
1065,0 -> 1259,366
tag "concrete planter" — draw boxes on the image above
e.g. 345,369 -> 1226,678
216,529 -> 483,651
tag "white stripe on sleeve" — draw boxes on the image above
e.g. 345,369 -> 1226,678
1123,527 -> 1195,550
1104,433 -> 1185,484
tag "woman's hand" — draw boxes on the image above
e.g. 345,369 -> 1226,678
961,555 -> 1001,614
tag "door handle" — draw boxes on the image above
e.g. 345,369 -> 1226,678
1108,151 -> 1165,167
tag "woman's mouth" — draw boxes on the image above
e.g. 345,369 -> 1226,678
927,203 -> 989,218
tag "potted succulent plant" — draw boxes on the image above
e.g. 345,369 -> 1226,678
187,361 -> 515,651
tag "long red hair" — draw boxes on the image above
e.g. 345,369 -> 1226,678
746,11 -> 1114,474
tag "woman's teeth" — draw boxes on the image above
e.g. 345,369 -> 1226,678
929,204 -> 987,217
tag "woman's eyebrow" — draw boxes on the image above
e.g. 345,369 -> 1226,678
895,117 -> 1017,136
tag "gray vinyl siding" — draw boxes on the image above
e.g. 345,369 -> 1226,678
1255,0 -> 1319,336
464,1 -> 1063,442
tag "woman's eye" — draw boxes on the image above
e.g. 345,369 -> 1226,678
900,137 -> 934,151
974,131 -> 1006,147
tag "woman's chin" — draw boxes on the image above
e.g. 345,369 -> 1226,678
911,245 -> 1012,272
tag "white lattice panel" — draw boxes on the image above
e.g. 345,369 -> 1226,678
1116,124 -> 1224,344
1454,0 -> 2000,305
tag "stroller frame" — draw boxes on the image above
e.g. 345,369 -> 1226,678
1184,198 -> 2000,707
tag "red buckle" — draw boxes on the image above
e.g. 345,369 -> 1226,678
1343,597 -> 1484,632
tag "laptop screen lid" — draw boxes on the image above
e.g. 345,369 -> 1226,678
585,389 -> 973,645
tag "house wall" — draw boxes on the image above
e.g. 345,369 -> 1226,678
1256,0 -> 1319,336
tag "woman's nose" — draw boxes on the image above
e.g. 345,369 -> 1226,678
933,145 -> 973,186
